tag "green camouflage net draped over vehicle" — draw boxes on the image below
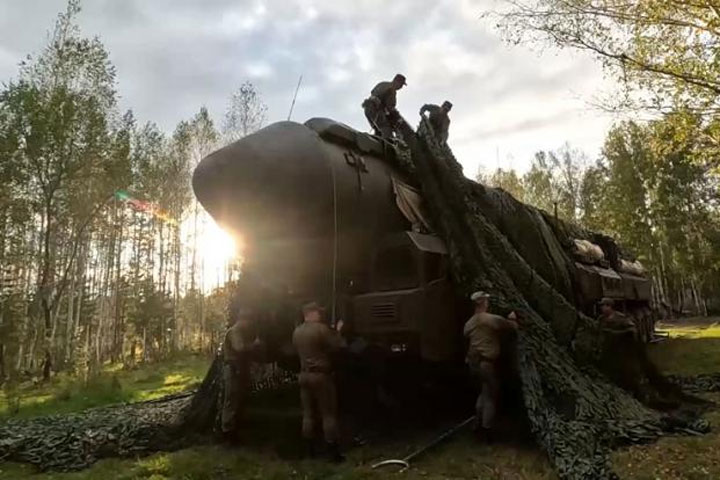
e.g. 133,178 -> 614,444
394,118 -> 709,480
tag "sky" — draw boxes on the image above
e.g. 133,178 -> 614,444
0,0 -> 618,177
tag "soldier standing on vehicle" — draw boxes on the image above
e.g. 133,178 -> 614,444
221,304 -> 260,441
463,291 -> 518,442
420,100 -> 452,143
293,301 -> 346,462
362,74 -> 407,139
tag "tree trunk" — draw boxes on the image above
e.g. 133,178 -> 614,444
173,223 -> 181,352
0,342 -> 5,384
190,203 -> 199,292
113,207 -> 124,362
142,326 -> 148,363
15,342 -> 24,374
690,278 -> 705,317
39,195 -> 55,381
65,270 -> 76,366
158,222 -> 166,293
41,306 -> 53,381
41,348 -> 52,380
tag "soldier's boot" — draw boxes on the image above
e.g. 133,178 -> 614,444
326,442 -> 345,463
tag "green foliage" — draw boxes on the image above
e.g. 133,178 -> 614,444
479,143 -> 588,223
0,1 -> 258,381
479,167 -> 526,202
496,0 -> 720,119
480,114 -> 720,310
0,352 -> 208,419
595,115 -> 720,304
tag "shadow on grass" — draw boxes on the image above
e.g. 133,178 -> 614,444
151,381 -> 545,480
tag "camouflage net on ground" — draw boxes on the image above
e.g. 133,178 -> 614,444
394,118 -> 710,480
0,358 -> 295,471
0,393 -> 190,471
668,373 -> 720,394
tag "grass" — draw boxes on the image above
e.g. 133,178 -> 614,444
0,432 -> 555,480
650,320 -> 720,376
2,321 -> 720,479
0,353 -> 210,419
612,392 -> 720,480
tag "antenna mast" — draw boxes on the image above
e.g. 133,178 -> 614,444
287,74 -> 303,121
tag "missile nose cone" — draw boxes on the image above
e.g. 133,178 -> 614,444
192,121 -> 332,241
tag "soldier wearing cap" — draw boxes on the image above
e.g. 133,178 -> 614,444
362,74 -> 407,139
596,297 -> 647,394
292,301 -> 346,462
420,100 -> 452,143
598,297 -> 637,338
463,291 -> 518,441
221,302 -> 261,441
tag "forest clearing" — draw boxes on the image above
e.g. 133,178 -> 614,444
2,320 -> 720,480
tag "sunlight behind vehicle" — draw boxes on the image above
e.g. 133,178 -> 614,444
188,213 -> 243,292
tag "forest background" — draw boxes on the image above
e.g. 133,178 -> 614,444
1,0 -> 719,385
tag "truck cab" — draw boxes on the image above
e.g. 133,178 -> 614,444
351,232 -> 462,362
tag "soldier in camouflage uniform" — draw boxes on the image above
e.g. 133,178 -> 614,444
463,291 -> 518,442
420,100 -> 452,143
221,305 -> 259,441
597,297 -> 637,337
362,74 -> 406,139
292,301 -> 346,462
597,297 -> 644,393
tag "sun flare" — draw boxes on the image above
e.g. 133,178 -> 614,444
200,219 -> 237,264
196,216 -> 241,290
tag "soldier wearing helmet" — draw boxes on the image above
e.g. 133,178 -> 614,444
420,100 -> 452,143
362,74 -> 407,139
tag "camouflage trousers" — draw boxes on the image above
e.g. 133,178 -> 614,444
363,103 -> 394,139
299,371 -> 339,442
221,363 -> 250,434
468,355 -> 499,430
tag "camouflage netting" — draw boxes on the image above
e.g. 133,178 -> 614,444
668,373 -> 720,394
0,393 -> 191,471
0,362 -> 295,471
394,117 -> 711,479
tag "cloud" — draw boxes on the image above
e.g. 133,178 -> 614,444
0,0 -> 615,174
